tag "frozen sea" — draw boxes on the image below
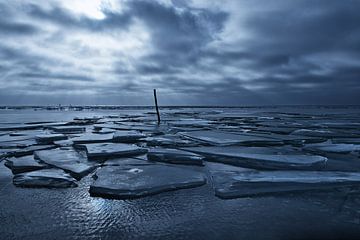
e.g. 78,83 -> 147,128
1,106 -> 360,240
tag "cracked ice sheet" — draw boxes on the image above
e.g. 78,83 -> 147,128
182,146 -> 327,170
103,157 -> 154,166
77,143 -> 148,160
50,126 -> 86,134
89,164 -> 206,199
0,145 -> 55,158
5,155 -> 47,174
71,133 -> 114,144
213,170 -> 360,199
34,149 -> 96,180
147,148 -> 204,166
304,143 -> 360,154
13,169 -> 78,188
35,134 -> 67,144
112,131 -> 145,143
179,130 -> 283,146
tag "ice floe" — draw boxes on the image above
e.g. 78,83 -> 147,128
5,155 -> 47,174
112,130 -> 145,143
89,165 -> 206,199
147,148 -> 204,166
35,134 -> 67,144
71,133 -> 114,144
13,169 -> 78,188
35,149 -> 95,179
213,170 -> 360,199
183,146 -> 327,170
76,143 -> 148,160
50,126 -> 86,134
179,130 -> 283,146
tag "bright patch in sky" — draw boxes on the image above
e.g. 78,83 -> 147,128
62,0 -> 107,19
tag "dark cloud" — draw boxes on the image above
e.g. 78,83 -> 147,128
17,72 -> 94,82
0,21 -> 38,35
0,0 -> 359,105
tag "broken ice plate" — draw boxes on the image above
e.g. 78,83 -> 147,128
182,146 -> 327,170
147,148 -> 204,166
35,149 -> 96,179
5,155 -> 47,174
89,164 -> 206,199
13,169 -> 78,188
76,143 -> 148,160
213,170 -> 360,199
179,130 -> 283,146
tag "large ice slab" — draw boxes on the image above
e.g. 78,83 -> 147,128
77,143 -> 148,160
35,134 -> 67,144
89,165 -> 206,199
0,145 -> 55,158
35,149 -> 95,179
104,157 -> 154,166
291,129 -> 357,138
13,169 -> 78,188
213,170 -> 360,199
71,133 -> 114,144
0,139 -> 38,148
168,119 -> 213,128
147,148 -> 204,166
112,130 -> 145,143
143,135 -> 196,147
5,155 -> 47,174
50,126 -> 86,134
183,146 -> 327,170
304,143 -> 360,154
179,130 -> 283,146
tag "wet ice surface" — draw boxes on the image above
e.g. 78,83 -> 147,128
147,148 -> 204,166
1,106 -> 360,239
90,165 -> 206,199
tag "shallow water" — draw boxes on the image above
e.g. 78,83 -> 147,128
1,106 -> 360,239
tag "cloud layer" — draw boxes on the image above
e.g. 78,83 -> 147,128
0,0 -> 359,105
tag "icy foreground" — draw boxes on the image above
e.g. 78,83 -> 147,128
13,169 -> 78,188
1,106 -> 360,199
90,165 -> 206,199
213,171 -> 360,199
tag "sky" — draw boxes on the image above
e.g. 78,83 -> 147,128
0,0 -> 359,106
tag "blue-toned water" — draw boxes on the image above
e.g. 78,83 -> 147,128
1,106 -> 360,240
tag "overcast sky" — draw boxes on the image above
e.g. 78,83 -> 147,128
0,0 -> 359,105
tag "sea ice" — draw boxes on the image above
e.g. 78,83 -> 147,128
112,130 -> 145,143
89,165 -> 206,199
35,134 -> 67,144
213,170 -> 360,199
147,148 -> 204,166
179,130 -> 283,146
0,145 -> 55,158
50,126 -> 86,134
182,146 -> 327,170
304,143 -> 360,154
71,133 -> 114,144
103,157 -> 154,166
13,169 -> 78,188
5,155 -> 47,174
77,143 -> 148,160
35,149 -> 95,179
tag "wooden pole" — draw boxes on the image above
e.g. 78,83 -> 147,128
153,89 -> 160,124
